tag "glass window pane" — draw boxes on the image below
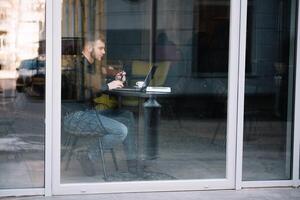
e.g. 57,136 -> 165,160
153,0 -> 230,179
0,0 -> 45,189
60,0 -> 151,183
243,0 -> 297,181
60,0 -> 230,183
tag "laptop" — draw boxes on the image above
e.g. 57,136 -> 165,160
113,65 -> 157,92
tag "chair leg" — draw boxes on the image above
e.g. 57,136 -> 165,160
211,120 -> 223,144
64,136 -> 78,170
110,149 -> 118,171
244,113 -> 258,141
98,138 -> 108,180
61,134 -> 72,158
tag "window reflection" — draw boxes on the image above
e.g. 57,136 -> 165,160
243,0 -> 297,181
0,0 -> 45,189
61,0 -> 230,183
154,0 -> 229,180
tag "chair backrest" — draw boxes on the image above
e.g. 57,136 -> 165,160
131,60 -> 171,86
94,94 -> 118,111
152,61 -> 171,86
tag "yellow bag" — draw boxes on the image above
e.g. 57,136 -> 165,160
93,94 -> 118,110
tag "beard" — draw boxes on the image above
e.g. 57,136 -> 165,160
91,49 -> 102,61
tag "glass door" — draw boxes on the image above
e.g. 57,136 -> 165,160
0,0 -> 46,191
53,0 -> 240,194
242,0 -> 298,182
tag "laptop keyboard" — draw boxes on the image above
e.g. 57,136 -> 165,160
113,87 -> 143,92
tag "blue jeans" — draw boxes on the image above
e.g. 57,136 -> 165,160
79,109 -> 136,162
63,107 -> 136,162
95,112 -> 128,149
99,109 -> 136,161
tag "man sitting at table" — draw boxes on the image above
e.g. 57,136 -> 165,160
66,33 -> 137,176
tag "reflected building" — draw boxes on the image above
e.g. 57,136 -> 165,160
0,0 -> 45,71
0,0 -> 46,190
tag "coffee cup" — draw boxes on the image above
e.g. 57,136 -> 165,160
136,81 -> 144,88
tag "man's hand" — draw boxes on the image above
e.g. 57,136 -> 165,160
107,80 -> 124,90
115,71 -> 126,82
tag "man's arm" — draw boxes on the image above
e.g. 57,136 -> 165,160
99,72 -> 125,92
100,67 -> 126,91
106,71 -> 125,90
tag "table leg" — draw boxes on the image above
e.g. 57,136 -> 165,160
136,98 -> 144,176
137,96 -> 161,176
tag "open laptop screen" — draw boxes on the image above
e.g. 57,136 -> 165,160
112,65 -> 157,92
140,65 -> 157,90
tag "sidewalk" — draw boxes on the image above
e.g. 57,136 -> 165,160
2,188 -> 300,200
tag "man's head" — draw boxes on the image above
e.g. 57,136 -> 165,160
83,33 -> 106,63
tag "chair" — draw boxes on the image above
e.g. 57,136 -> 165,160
0,87 -> 26,166
62,109 -> 119,180
0,87 -> 16,136
130,60 -> 171,86
209,79 -> 228,145
93,94 -> 118,111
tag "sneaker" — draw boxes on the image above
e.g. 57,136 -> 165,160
76,151 -> 95,176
